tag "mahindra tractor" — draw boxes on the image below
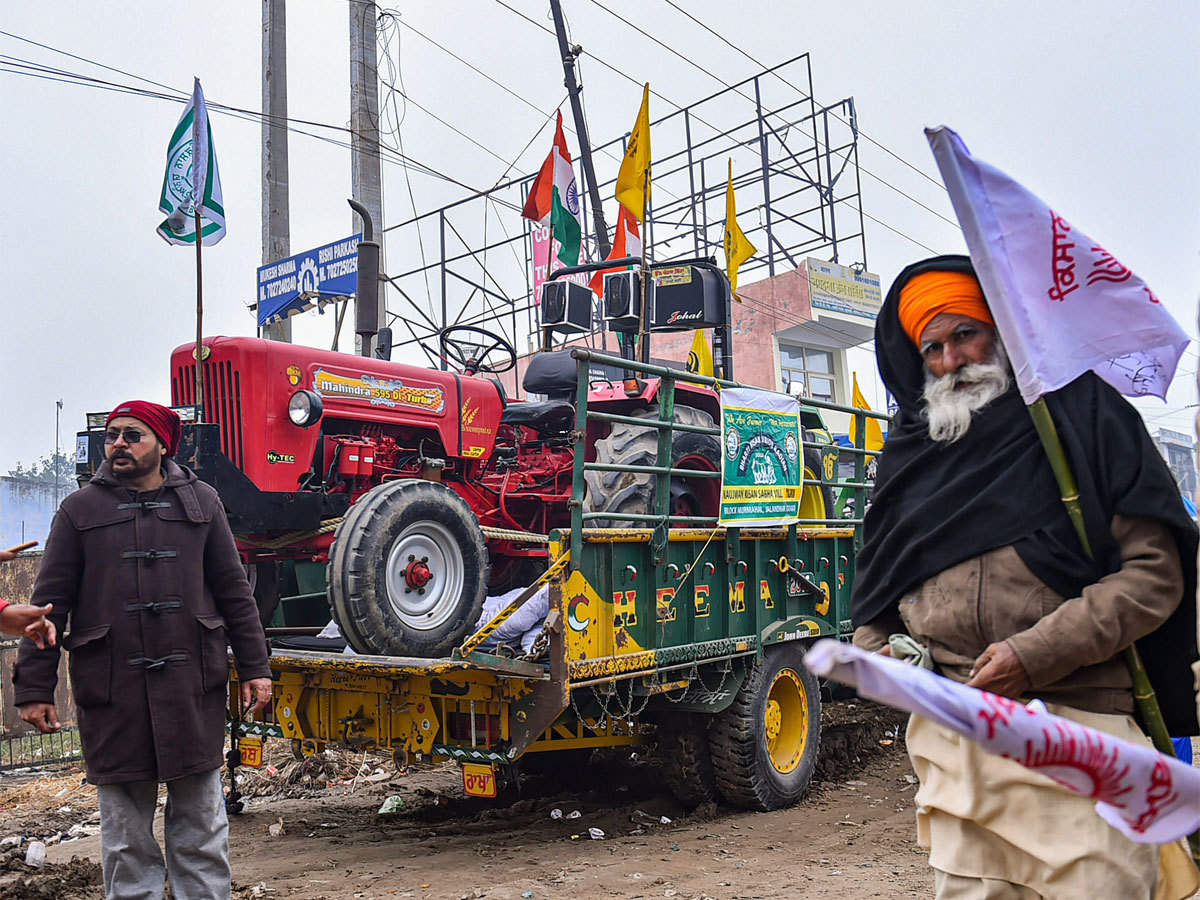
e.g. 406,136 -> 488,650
77,258 -> 834,658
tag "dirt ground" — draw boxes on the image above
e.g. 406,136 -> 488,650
0,701 -> 933,899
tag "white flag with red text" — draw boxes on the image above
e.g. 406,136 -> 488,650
804,639 -> 1200,844
926,126 -> 1189,403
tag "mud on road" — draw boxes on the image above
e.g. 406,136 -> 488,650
5,700 -> 932,899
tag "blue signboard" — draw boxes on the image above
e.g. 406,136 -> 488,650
256,234 -> 362,326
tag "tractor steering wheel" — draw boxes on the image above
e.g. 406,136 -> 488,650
438,325 -> 518,376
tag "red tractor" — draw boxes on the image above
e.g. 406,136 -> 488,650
150,323 -> 724,656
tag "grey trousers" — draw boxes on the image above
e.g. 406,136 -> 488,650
97,768 -> 231,900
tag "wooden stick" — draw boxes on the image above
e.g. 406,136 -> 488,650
5,541 -> 38,554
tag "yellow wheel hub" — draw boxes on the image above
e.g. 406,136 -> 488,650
765,700 -> 782,740
765,668 -> 809,774
799,465 -> 827,524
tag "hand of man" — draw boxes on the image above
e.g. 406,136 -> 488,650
0,550 -> 15,563
967,640 -> 1031,698
0,603 -> 56,647
18,702 -> 61,734
241,677 -> 274,716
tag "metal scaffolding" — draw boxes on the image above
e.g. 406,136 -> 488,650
378,55 -> 865,369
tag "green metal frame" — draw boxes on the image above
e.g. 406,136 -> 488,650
566,348 -> 891,565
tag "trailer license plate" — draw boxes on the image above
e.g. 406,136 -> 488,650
462,763 -> 497,798
239,736 -> 264,768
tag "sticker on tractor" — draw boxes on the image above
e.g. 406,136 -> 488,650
313,368 -> 445,414
462,446 -> 486,458
286,364 -> 303,386
460,400 -> 494,438
239,736 -> 264,768
461,763 -> 497,798
266,450 -> 296,464
653,265 -> 693,287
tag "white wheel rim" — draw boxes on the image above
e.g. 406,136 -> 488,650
384,520 -> 466,631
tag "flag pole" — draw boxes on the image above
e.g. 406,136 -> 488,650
1025,397 -> 1196,854
637,166 -> 650,364
194,210 -> 205,422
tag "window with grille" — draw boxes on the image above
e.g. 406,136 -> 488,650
779,344 -> 836,403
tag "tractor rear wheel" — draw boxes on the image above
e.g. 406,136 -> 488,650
328,480 -> 488,657
582,405 -> 720,527
656,712 -> 720,809
708,643 -> 821,810
800,446 -> 835,525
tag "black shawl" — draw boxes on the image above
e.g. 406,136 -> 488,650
852,255 -> 1199,734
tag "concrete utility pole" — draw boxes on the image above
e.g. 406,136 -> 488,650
349,0 -> 386,354
548,0 -> 611,260
261,0 -> 291,342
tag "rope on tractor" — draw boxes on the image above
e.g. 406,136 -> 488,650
239,520 -> 547,551
238,518 -> 344,550
479,525 -> 550,544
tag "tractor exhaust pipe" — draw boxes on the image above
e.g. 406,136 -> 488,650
349,199 -> 380,358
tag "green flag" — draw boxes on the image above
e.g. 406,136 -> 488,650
157,77 -> 226,246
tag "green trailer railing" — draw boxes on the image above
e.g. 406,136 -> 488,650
566,348 -> 891,569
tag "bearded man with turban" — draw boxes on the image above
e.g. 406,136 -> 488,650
14,400 -> 273,899
852,256 -> 1200,899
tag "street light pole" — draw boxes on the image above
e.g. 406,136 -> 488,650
55,399 -> 63,508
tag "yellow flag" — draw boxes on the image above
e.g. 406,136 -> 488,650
849,372 -> 884,455
724,159 -> 756,300
686,329 -> 714,378
616,83 -> 651,222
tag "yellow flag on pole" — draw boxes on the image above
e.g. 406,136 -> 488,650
615,83 -> 651,222
724,159 -> 756,300
849,372 -> 884,456
686,329 -> 714,378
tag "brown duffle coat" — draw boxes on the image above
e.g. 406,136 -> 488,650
13,459 -> 271,785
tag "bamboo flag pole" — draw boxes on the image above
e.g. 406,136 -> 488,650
1027,398 -> 1197,856
193,209 -> 205,422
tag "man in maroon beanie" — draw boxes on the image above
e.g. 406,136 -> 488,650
14,400 -> 273,899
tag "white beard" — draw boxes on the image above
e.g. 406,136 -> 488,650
922,343 -> 1012,443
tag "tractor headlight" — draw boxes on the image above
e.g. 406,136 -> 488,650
288,390 -> 323,427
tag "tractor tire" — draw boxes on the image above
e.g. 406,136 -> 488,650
800,446 -> 836,525
656,712 -> 721,809
708,643 -> 821,811
582,405 -> 721,528
328,479 -> 489,657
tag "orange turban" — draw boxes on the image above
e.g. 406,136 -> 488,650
897,270 -> 993,347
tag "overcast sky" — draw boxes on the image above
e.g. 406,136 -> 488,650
2,1 -> 1198,474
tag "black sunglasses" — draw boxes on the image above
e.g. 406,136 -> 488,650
104,428 -> 149,445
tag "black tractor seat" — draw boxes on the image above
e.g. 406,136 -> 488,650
499,398 -> 574,434
522,350 -> 577,401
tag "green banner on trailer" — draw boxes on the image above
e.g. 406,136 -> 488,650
718,387 -> 804,526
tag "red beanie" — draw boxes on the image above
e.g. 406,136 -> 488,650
107,401 -> 182,457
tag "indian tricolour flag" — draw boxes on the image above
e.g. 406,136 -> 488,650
157,77 -> 226,246
588,204 -> 641,296
522,110 -> 582,267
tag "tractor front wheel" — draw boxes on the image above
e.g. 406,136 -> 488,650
328,480 -> 488,657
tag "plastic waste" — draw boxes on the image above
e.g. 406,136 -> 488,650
377,795 -> 405,814
24,841 -> 46,868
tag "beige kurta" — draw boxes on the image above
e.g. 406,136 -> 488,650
908,705 -> 1197,900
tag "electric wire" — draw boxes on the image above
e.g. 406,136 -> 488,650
577,0 -> 957,231
490,0 -> 944,258
657,0 -> 946,191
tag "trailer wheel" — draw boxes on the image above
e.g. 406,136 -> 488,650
328,480 -> 488,657
583,405 -> 720,527
708,644 -> 821,811
800,446 -> 835,525
656,713 -> 720,809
